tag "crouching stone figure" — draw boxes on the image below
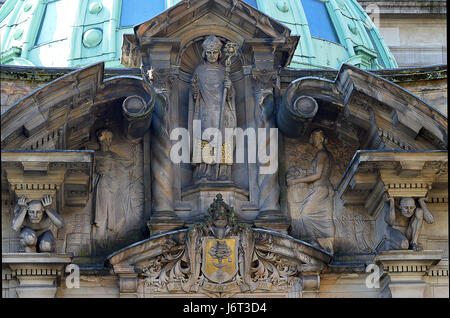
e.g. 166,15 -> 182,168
12,195 -> 64,252
385,197 -> 434,251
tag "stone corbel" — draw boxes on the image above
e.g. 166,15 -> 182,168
337,151 -> 448,218
1,150 -> 94,209
243,37 -> 299,70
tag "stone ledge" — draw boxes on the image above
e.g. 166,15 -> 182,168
2,253 -> 73,264
376,250 -> 443,274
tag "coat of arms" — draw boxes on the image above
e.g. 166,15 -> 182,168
139,194 -> 329,297
199,194 -> 240,287
202,237 -> 239,284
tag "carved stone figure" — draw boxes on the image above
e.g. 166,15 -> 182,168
188,35 -> 237,182
286,129 -> 335,249
385,197 -> 434,251
12,195 -> 64,252
93,129 -> 133,247
203,193 -> 237,239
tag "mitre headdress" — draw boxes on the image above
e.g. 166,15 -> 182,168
202,35 -> 222,52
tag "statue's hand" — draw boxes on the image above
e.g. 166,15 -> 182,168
224,79 -> 232,90
41,195 -> 53,207
191,75 -> 199,98
18,195 -> 28,207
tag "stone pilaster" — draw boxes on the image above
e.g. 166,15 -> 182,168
113,264 -> 138,298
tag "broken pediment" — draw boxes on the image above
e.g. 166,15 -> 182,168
107,194 -> 330,298
277,64 -> 448,151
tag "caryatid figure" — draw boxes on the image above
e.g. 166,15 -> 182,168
386,197 -> 434,251
189,35 -> 237,182
12,195 -> 64,252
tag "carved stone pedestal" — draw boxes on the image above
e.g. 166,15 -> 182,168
147,211 -> 184,236
181,183 -> 249,218
376,250 -> 442,298
2,253 -> 72,298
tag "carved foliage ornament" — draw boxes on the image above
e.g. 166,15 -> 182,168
140,194 -> 313,296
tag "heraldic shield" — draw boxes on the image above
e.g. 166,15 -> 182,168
202,236 -> 239,284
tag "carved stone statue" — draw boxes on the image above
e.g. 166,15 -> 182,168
385,197 -> 434,251
12,194 -> 64,252
93,128 -> 133,247
286,129 -> 335,250
188,35 -> 237,183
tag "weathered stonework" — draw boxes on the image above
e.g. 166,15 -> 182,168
1,0 -> 448,298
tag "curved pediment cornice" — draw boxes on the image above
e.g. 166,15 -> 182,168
278,64 -> 447,150
1,63 -> 152,150
106,226 -> 330,296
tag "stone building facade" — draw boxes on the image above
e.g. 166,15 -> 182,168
1,0 -> 448,298
359,0 -> 447,67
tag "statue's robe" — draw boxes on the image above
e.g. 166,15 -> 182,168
188,62 -> 236,181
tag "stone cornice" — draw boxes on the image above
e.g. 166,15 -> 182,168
358,1 -> 446,15
1,64 -> 446,85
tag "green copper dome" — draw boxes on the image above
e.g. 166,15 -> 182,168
0,0 -> 397,69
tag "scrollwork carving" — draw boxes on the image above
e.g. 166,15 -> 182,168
138,194 -> 323,296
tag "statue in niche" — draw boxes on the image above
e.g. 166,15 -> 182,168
384,197 -> 434,251
188,35 -> 237,183
286,129 -> 335,250
12,195 -> 64,252
93,128 -> 134,247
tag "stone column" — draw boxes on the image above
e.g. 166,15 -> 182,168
2,253 -> 72,298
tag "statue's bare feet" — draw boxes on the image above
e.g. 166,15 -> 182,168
410,242 -> 423,251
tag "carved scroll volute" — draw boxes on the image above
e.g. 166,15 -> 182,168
122,94 -> 155,139
277,91 -> 319,139
239,226 -> 257,292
